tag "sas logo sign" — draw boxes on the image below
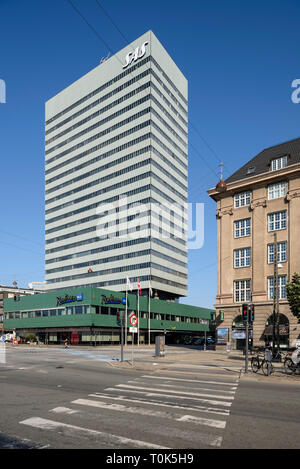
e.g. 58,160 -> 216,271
123,41 -> 148,69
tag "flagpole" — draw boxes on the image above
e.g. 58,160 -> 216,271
125,284 -> 128,346
137,291 -> 140,346
148,285 -> 151,345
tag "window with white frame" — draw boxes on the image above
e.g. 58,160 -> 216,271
268,211 -> 287,231
268,242 -> 287,264
268,275 -> 287,299
268,181 -> 287,200
271,156 -> 287,171
234,191 -> 251,208
234,279 -> 251,302
234,218 -> 251,238
234,248 -> 251,268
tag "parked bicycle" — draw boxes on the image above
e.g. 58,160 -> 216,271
251,346 -> 274,376
284,348 -> 300,375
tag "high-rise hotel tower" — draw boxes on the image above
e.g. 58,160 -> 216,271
45,31 -> 188,300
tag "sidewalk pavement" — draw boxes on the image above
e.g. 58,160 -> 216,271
6,343 -> 300,383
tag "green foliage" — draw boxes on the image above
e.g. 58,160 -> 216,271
25,333 -> 37,343
286,273 -> 300,323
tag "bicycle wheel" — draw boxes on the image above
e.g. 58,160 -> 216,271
284,357 -> 296,375
251,357 -> 260,373
262,360 -> 273,376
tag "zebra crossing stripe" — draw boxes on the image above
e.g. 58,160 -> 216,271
104,387 -> 232,407
141,375 -> 238,388
19,417 -> 169,449
89,393 -> 230,416
127,380 -> 236,395
114,384 -> 235,400
71,398 -> 226,429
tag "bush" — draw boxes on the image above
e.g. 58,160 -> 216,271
25,333 -> 37,343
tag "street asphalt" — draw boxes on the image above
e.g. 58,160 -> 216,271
0,343 -> 299,450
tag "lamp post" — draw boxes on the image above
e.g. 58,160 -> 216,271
272,233 -> 283,355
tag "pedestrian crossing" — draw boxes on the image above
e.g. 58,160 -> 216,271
19,372 -> 240,449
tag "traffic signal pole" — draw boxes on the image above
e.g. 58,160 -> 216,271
245,319 -> 249,373
242,303 -> 255,373
120,311 -> 124,362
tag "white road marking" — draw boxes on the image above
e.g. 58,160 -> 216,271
114,384 -> 235,400
72,398 -> 226,430
19,417 -> 169,449
104,387 -> 232,407
177,414 -> 226,429
128,380 -> 236,394
141,375 -> 239,388
50,407 -> 79,415
89,393 -> 230,416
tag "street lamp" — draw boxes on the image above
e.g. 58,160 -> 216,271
272,234 -> 283,355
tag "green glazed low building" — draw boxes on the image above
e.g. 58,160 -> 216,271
3,286 -> 215,345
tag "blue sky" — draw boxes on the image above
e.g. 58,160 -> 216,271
0,0 -> 300,308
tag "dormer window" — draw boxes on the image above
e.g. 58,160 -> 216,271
247,166 -> 255,175
271,156 -> 287,171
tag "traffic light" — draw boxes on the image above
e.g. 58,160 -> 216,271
220,311 -> 224,321
14,294 -> 17,301
242,304 -> 248,322
250,304 -> 255,323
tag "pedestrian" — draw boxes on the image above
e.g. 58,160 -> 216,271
64,338 -> 69,349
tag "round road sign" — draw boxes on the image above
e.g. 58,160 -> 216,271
129,314 -> 138,327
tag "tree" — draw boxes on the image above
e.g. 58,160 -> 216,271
286,273 -> 300,323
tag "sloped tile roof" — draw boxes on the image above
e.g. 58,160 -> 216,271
225,137 -> 300,184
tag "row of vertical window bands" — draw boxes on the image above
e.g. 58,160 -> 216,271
50,274 -> 187,291
46,121 -> 188,180
5,309 -> 206,324
45,122 -> 187,179
45,146 -> 150,194
45,159 -> 151,206
46,260 -> 188,284
45,182 -> 186,226
45,166 -> 187,215
45,73 -> 187,145
45,56 -> 152,126
45,221 -> 186,255
45,248 -> 188,275
233,211 -> 287,238
45,144 -> 186,196
150,106 -> 187,149
45,72 -> 152,143
45,235 -> 187,265
45,95 -> 155,156
233,181 -> 288,209
233,276 -> 287,302
45,134 -> 186,189
45,105 -> 187,167
45,208 -> 186,246
233,242 -> 287,268
45,55 -> 187,129
151,56 -> 188,108
45,154 -> 187,204
45,82 -> 151,148
45,194 -> 185,236
45,105 -> 151,159
46,132 -> 150,180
